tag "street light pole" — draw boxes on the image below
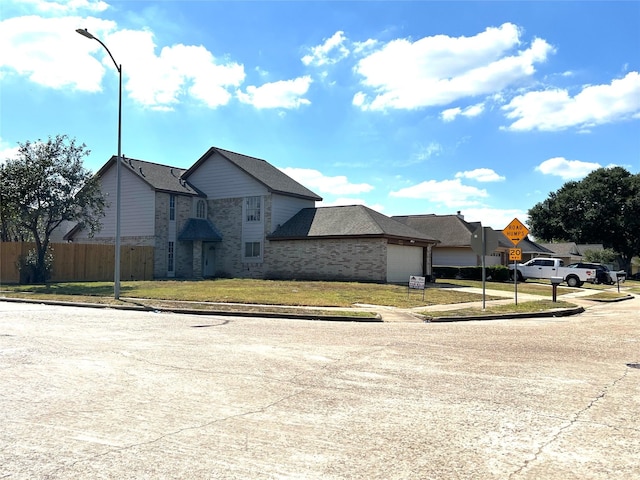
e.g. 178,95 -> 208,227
76,28 -> 122,299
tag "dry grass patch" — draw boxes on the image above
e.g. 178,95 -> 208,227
2,279 -> 501,309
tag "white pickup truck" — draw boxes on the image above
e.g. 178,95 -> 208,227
509,258 -> 596,287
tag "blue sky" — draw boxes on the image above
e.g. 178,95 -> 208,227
1,0 -> 639,229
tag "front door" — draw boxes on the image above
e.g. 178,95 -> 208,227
203,243 -> 216,277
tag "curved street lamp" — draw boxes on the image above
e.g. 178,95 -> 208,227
76,28 -> 122,299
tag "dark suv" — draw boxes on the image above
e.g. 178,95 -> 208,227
567,262 -> 613,285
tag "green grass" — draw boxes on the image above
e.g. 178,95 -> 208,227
5,278 -> 631,317
2,278 -> 503,309
422,300 -> 577,318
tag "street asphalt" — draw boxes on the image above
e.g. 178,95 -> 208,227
1,294 -> 638,479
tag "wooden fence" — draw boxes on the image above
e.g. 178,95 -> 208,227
0,242 -> 154,283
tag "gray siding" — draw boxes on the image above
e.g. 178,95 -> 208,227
271,194 -> 315,232
73,167 -> 155,242
187,152 -> 269,199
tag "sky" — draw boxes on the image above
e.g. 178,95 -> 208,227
1,0 -> 639,230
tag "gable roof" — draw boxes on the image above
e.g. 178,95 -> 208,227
269,205 -> 438,244
392,214 -> 476,246
96,155 -> 203,196
184,146 -> 322,201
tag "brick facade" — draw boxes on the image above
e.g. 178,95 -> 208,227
265,237 -> 388,282
154,192 -> 196,278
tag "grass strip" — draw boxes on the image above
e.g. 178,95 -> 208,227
421,300 -> 577,318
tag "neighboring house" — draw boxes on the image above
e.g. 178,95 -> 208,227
538,242 -> 605,265
64,146 -> 436,283
393,213 -> 504,266
268,205 -> 439,283
500,234 -> 555,263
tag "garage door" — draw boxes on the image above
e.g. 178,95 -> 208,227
387,244 -> 423,283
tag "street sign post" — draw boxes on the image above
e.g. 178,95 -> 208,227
504,218 -> 529,305
470,226 -> 500,310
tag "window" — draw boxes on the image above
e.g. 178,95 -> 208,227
196,199 -> 206,219
246,196 -> 261,222
244,241 -> 261,258
169,195 -> 176,221
167,241 -> 174,272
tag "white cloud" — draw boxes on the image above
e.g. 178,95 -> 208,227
441,107 -> 462,122
281,167 -> 374,195
441,102 -> 485,121
107,30 -> 245,110
535,157 -> 602,180
237,76 -> 312,109
353,23 -> 553,111
390,178 -> 488,207
455,168 -> 505,182
406,142 -> 442,164
302,31 -> 350,67
0,15 -> 246,110
0,138 -> 20,165
502,71 -> 640,131
0,15 -> 116,91
457,207 -> 529,230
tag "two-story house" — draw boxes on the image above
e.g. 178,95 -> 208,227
65,146 -> 438,283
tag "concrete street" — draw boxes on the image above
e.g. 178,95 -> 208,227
1,297 -> 639,479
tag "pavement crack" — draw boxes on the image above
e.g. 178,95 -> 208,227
508,367 -> 630,479
47,385 -> 310,477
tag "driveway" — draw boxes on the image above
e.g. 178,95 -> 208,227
1,297 -> 638,479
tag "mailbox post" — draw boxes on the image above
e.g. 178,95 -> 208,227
550,276 -> 563,302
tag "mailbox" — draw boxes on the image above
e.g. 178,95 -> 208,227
550,276 -> 563,302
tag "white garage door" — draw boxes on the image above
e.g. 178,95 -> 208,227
387,244 -> 423,283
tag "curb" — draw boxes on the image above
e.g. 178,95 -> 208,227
0,296 -> 383,322
424,306 -> 585,323
586,295 -> 635,303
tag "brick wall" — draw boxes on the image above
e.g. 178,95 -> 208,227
209,197 -> 244,277
265,237 -> 388,282
154,192 -> 195,278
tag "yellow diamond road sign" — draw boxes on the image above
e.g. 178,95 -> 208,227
504,218 -> 529,246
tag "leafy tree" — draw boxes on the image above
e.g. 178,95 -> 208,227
583,248 -> 618,265
0,135 -> 106,282
528,167 -> 640,273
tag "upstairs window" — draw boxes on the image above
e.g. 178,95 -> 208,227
246,196 -> 261,222
169,194 -> 176,221
196,199 -> 206,219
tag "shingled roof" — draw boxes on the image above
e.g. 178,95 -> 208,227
96,155 -> 203,196
392,214 -> 476,246
269,205 -> 438,244
184,147 -> 322,201
178,218 -> 223,242
504,234 -> 555,255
